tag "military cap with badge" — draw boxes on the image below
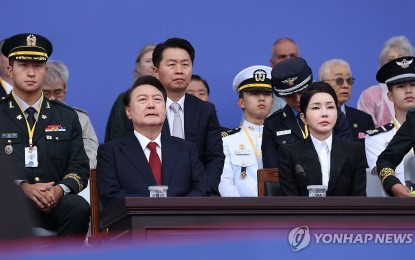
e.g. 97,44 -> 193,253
270,57 -> 313,139
376,56 -> 415,89
2,33 -> 53,62
232,65 -> 273,93
271,57 -> 313,97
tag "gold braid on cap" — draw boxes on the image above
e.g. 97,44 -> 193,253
379,167 -> 396,183
63,173 -> 83,191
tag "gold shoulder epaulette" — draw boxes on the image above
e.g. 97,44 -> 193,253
221,127 -> 241,138
366,123 -> 394,136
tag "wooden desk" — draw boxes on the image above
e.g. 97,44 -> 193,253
101,197 -> 415,243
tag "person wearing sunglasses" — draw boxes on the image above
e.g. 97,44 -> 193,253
262,57 -> 352,168
320,59 -> 375,143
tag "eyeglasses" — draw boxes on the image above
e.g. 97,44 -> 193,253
324,77 -> 355,86
42,89 -> 66,98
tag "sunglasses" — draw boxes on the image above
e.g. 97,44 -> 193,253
325,77 -> 355,86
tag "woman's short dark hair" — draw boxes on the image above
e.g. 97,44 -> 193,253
123,75 -> 167,106
300,81 -> 338,116
152,37 -> 195,68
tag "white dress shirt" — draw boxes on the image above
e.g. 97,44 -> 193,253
133,130 -> 162,162
310,133 -> 333,187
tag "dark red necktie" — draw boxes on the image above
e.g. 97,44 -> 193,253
147,142 -> 162,185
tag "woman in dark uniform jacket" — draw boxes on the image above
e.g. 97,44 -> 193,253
278,82 -> 366,196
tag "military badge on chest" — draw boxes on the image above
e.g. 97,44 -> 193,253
235,144 -> 250,155
240,167 -> 247,179
1,133 -> 18,155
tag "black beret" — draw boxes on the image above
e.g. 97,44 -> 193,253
271,57 -> 313,97
1,33 -> 52,62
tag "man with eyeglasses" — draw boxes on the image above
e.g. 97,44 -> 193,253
262,57 -> 352,168
320,59 -> 374,143
42,61 -> 99,170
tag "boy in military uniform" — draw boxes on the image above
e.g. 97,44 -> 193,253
366,56 -> 415,196
219,66 -> 273,197
0,33 -> 90,239
262,57 -> 352,168
376,56 -> 415,197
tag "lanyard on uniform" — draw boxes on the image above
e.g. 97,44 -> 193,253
298,123 -> 309,139
241,125 -> 261,158
392,118 -> 399,131
12,92 -> 44,146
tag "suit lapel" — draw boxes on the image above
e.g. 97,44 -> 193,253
32,98 -> 54,144
183,94 -> 199,142
120,133 -> 157,186
160,134 -> 180,186
302,138 -> 322,185
162,119 -> 170,135
327,136 -> 345,194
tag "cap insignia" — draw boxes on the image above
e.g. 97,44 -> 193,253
26,34 -> 37,47
253,69 -> 267,82
282,76 -> 298,86
396,59 -> 413,69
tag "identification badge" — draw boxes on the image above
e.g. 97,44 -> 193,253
276,130 -> 291,136
235,149 -> 250,155
25,146 -> 38,167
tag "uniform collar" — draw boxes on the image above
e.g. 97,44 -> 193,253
12,91 -> 42,112
242,120 -> 263,132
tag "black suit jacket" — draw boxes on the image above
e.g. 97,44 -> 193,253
0,95 -> 89,193
163,94 -> 225,195
345,106 -> 375,143
262,104 -> 353,168
278,135 -> 366,196
97,132 -> 209,208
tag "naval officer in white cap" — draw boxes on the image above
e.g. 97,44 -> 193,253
219,65 -> 273,197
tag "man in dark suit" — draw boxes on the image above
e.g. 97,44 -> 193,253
97,76 -> 208,208
152,38 -> 225,196
319,59 -> 375,142
0,33 -> 90,239
262,57 -> 352,168
0,39 -> 13,97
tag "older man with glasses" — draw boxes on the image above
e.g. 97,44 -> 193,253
42,61 -> 99,169
320,59 -> 375,143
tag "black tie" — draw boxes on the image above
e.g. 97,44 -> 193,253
26,107 -> 36,128
297,113 -> 305,132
